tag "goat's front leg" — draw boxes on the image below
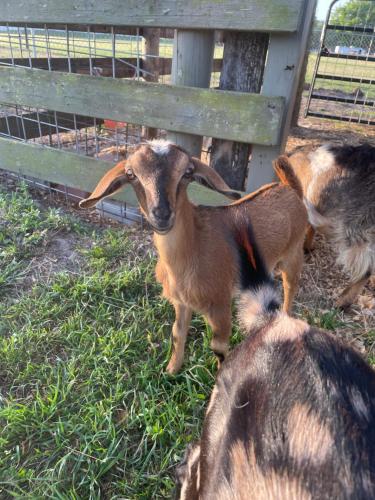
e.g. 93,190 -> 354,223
279,244 -> 304,313
304,225 -> 316,253
336,271 -> 371,310
166,302 -> 192,374
207,306 -> 232,367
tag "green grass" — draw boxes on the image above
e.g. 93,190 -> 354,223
0,184 -> 226,498
0,183 -> 82,296
0,183 -> 372,497
305,53 -> 375,98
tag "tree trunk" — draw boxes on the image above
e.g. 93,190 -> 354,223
142,28 -> 160,140
210,32 -> 269,190
290,20 -> 314,127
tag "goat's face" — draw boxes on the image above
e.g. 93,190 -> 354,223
128,142 -> 194,233
79,140 -> 240,234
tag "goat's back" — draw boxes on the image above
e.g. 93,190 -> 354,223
220,184 -> 307,269
287,144 -> 375,222
287,144 -> 375,277
179,316 -> 375,499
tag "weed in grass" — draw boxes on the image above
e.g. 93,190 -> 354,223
305,309 -> 345,331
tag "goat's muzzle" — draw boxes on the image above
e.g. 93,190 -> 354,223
149,207 -> 175,234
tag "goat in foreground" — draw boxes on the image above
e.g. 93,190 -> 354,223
176,226 -> 375,499
80,140 -> 307,373
278,143 -> 375,308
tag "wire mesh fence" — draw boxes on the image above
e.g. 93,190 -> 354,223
306,0 -> 375,126
0,23 -> 221,222
1,9 -> 373,224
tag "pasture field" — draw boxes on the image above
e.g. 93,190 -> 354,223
305,53 -> 375,98
0,178 -> 374,498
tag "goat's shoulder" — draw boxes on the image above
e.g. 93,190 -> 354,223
328,143 -> 375,176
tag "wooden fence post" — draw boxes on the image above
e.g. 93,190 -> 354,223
209,32 -> 269,190
142,28 -> 160,140
246,0 -> 317,192
167,30 -> 214,156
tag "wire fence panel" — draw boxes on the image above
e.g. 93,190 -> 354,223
0,23 -> 223,222
306,0 -> 375,126
0,2 -> 311,222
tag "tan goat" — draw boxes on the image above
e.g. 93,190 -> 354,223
80,140 -> 307,373
279,143 -> 375,308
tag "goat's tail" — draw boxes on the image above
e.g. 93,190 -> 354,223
235,227 -> 280,332
273,155 -> 304,199
303,198 -> 331,229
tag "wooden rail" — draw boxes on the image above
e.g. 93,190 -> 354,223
0,136 -> 234,205
0,66 -> 284,145
1,0 -> 303,32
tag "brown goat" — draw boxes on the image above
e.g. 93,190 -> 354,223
278,143 -> 375,308
80,140 -> 307,373
176,227 -> 375,499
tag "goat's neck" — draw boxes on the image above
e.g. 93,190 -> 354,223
153,195 -> 198,266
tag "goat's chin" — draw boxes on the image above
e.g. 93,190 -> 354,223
152,227 -> 173,235
149,219 -> 175,235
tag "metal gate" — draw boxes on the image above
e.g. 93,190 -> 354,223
306,0 -> 374,126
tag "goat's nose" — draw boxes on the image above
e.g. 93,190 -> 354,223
152,206 -> 171,221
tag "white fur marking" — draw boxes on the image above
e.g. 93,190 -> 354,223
337,240 -> 375,281
179,444 -> 200,500
148,139 -> 172,155
264,313 -> 309,345
303,198 -> 331,229
238,284 -> 279,332
307,145 -> 336,202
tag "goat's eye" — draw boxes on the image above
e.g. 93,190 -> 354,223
183,167 -> 194,178
126,168 -> 136,180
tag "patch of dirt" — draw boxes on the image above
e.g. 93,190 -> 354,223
293,234 -> 375,354
22,232 -> 85,289
286,94 -> 375,152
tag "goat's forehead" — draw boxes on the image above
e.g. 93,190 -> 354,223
130,144 -> 190,173
148,139 -> 173,155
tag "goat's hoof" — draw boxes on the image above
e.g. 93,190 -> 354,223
213,351 -> 226,370
166,359 -> 181,375
336,297 -> 352,311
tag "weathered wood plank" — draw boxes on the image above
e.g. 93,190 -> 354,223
1,1 -> 303,32
248,0 -> 317,191
0,137 -> 236,206
167,30 -> 215,156
143,28 -> 161,140
209,31 -> 269,190
0,66 -> 284,145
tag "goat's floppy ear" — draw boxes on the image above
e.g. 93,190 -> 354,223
190,157 -> 241,200
79,161 -> 128,208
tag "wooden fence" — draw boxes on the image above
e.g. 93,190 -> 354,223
0,0 -> 316,207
